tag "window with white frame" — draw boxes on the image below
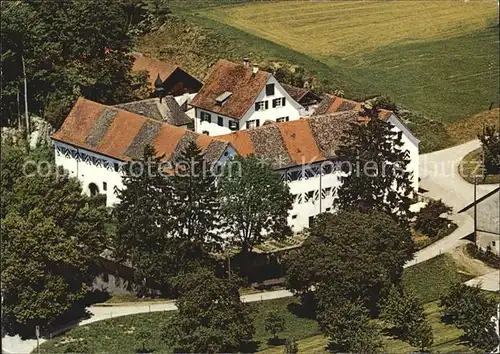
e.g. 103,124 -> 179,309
200,111 -> 212,123
276,116 -> 289,123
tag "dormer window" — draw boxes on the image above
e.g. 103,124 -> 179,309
215,91 -> 232,106
266,84 -> 275,96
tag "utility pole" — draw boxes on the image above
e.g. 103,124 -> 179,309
473,176 -> 477,246
319,166 -> 322,214
21,53 -> 30,140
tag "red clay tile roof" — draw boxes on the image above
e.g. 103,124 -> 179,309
314,94 -> 392,121
131,53 -> 179,88
217,111 -> 359,169
190,60 -> 271,120
52,98 -> 228,164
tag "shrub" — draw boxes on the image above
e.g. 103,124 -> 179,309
264,310 -> 286,341
440,283 -> 498,350
478,124 -> 500,176
414,199 -> 453,239
465,243 -> 500,269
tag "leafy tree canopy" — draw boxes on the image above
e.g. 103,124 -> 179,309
440,283 -> 498,350
169,141 -> 222,251
219,155 -> 293,253
478,124 -> 500,176
285,210 -> 414,312
1,0 -> 147,128
114,144 -> 217,295
163,269 -> 255,353
317,297 -> 384,353
1,141 -> 107,331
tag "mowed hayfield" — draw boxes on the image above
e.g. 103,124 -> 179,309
196,1 -> 499,123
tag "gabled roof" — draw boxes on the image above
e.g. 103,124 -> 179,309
131,53 -> 179,88
114,97 -> 192,127
314,94 -> 394,121
217,111 -> 358,169
281,83 -> 320,105
52,98 -> 228,164
190,59 -> 271,120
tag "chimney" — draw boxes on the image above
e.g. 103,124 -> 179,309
252,64 -> 259,75
243,57 -> 249,68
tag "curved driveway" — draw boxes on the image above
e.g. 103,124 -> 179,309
407,140 -> 499,266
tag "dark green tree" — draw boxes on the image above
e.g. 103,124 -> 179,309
414,199 -> 453,238
219,155 -> 293,253
1,0 -> 138,128
163,269 -> 255,353
440,283 -> 498,350
335,104 -> 414,225
264,310 -> 286,341
381,285 -> 433,349
317,297 -> 384,353
114,145 -> 175,293
285,210 -> 414,312
478,124 -> 500,176
170,141 -> 222,252
1,151 -> 106,331
407,318 -> 434,351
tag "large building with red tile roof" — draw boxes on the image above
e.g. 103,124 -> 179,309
53,97 -> 419,231
131,52 -> 202,96
190,59 -> 304,136
52,97 -> 234,206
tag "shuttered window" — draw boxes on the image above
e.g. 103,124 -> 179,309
272,98 -> 286,108
255,101 -> 268,111
246,120 -> 260,129
200,111 -> 212,123
217,116 -> 224,126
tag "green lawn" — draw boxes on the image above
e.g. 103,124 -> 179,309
403,254 -> 474,303
40,297 -> 320,353
459,147 -> 500,184
261,302 -> 468,354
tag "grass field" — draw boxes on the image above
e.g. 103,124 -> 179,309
195,1 -> 499,124
459,147 -> 500,184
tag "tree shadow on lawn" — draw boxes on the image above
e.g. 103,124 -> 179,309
240,340 -> 260,353
135,349 -> 154,353
287,302 -> 316,320
267,337 -> 287,346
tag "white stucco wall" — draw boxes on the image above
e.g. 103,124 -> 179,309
387,114 -> 420,191
194,110 -> 239,136
54,141 -> 125,207
53,141 -> 237,208
279,162 -> 344,232
193,76 -> 303,136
